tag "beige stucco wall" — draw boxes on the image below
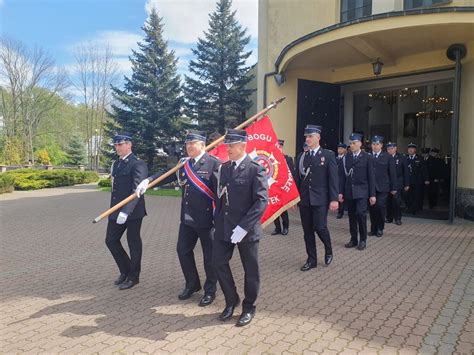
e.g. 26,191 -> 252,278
458,41 -> 474,189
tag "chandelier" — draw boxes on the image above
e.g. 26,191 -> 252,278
416,86 -> 453,122
368,87 -> 419,107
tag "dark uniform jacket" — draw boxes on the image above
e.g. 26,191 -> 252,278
407,154 -> 429,185
370,151 -> 397,192
213,155 -> 268,243
295,148 -> 339,207
149,152 -> 221,229
340,151 -> 376,200
284,154 -> 296,179
110,153 -> 148,221
391,152 -> 410,190
336,154 -> 346,190
424,156 -> 444,181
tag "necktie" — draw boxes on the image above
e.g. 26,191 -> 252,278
311,150 -> 315,157
189,158 -> 195,166
231,161 -> 237,177
303,152 -> 311,170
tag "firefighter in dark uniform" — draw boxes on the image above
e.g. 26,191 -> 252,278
426,148 -> 444,209
271,139 -> 295,236
368,136 -> 397,238
340,133 -> 376,250
295,125 -> 339,271
386,142 -> 410,225
336,142 -> 347,219
405,143 -> 430,214
106,132 -> 148,290
212,129 -> 268,327
136,130 -> 220,307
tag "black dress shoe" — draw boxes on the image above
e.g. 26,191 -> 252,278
178,286 -> 202,300
345,241 -> 357,248
236,310 -> 255,327
300,262 -> 316,271
376,230 -> 383,237
324,255 -> 333,265
395,220 -> 402,225
219,299 -> 240,321
271,229 -> 281,236
281,228 -> 288,235
357,241 -> 366,250
385,218 -> 393,223
198,294 -> 215,307
118,278 -> 139,290
336,213 -> 343,219
368,230 -> 376,236
114,274 -> 127,285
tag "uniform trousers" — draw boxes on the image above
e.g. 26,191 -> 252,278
106,219 -> 143,281
273,211 -> 289,231
299,205 -> 333,265
387,189 -> 403,222
369,191 -> 388,232
177,223 -> 217,295
347,198 -> 368,244
212,239 -> 259,313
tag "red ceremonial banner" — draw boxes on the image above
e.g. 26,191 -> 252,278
209,116 -> 300,227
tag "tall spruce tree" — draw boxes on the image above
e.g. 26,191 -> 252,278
184,0 -> 254,134
109,8 -> 183,169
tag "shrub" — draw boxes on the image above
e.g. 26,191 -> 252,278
98,178 -> 111,187
4,169 -> 99,190
0,174 -> 15,194
36,149 -> 52,165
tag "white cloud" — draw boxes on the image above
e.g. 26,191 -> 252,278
70,31 -> 141,57
145,0 -> 258,44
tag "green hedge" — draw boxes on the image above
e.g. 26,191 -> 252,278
98,177 -> 111,187
0,174 -> 15,194
3,169 -> 99,191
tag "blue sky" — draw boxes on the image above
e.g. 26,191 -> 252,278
0,0 -> 258,96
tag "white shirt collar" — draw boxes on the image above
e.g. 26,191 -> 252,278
373,151 -> 381,157
338,154 -> 344,158
309,146 -> 320,155
233,153 -> 247,168
353,150 -> 361,157
120,152 -> 132,161
192,150 -> 206,164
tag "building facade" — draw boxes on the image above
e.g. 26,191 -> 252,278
257,0 -> 474,220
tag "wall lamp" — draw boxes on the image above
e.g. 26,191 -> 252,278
372,58 -> 384,76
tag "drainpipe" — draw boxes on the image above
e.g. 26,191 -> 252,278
446,44 -> 467,224
263,71 -> 277,108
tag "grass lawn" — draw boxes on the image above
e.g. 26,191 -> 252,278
99,187 -> 181,197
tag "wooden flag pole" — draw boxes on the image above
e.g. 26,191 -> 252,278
93,97 -> 286,223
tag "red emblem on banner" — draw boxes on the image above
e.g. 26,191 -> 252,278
210,116 -> 300,227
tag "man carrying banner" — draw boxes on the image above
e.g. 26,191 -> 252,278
136,130 -> 220,307
271,139 -> 296,236
212,129 -> 268,327
106,132 -> 148,290
295,125 -> 339,271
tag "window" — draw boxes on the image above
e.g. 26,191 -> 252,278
340,0 -> 372,22
404,0 -> 451,10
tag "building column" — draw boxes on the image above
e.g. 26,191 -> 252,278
343,91 -> 354,142
456,42 -> 474,220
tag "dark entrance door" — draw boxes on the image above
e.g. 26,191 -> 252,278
296,79 -> 342,154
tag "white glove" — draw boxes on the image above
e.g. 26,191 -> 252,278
136,178 -> 150,197
230,225 -> 248,244
116,212 -> 128,225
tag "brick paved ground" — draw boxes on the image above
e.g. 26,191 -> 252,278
1,184 -> 473,354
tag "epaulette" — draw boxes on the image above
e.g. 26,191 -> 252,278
250,160 -> 261,167
208,154 -> 219,161
223,160 -> 232,167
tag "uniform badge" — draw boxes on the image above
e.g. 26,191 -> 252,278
321,156 -> 325,165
